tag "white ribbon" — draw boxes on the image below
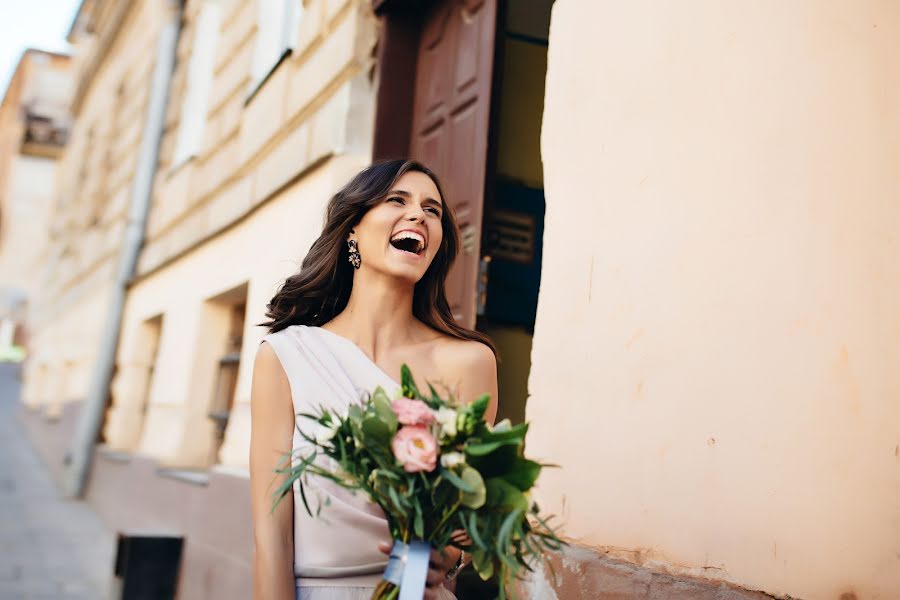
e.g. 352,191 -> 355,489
383,539 -> 431,600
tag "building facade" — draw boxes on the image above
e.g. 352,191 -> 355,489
19,0 -> 900,598
0,49 -> 72,361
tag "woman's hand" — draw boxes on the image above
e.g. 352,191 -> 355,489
377,541 -> 461,600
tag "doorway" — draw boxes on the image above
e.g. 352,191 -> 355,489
480,0 -> 553,425
372,0 -> 554,424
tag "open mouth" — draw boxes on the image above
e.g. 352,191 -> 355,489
389,231 -> 426,256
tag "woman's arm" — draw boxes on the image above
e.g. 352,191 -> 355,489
249,342 -> 296,600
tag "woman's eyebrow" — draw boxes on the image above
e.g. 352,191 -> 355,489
389,189 -> 442,209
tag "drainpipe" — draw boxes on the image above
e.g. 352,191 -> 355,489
63,0 -> 184,498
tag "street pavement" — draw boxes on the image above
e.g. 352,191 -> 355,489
0,363 -> 115,600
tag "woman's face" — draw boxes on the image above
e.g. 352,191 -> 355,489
350,170 -> 445,284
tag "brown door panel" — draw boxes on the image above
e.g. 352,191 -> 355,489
409,0 -> 497,328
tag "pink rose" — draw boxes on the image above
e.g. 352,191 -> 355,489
392,426 -> 438,473
391,398 -> 435,426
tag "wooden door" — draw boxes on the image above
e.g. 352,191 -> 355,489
409,0 -> 497,328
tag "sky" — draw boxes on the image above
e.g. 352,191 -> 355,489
0,0 -> 82,100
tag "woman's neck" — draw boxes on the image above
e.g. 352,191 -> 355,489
327,270 -> 423,358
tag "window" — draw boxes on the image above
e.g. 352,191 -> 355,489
172,1 -> 222,165
248,0 -> 302,98
207,300 -> 246,464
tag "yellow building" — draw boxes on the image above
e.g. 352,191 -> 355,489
19,0 -> 900,598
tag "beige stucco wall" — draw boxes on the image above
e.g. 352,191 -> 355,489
22,281 -> 112,413
528,1 -> 900,599
0,155 -> 58,294
106,156 -> 368,469
21,0 -> 168,413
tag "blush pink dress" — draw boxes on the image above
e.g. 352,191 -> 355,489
262,325 -> 456,600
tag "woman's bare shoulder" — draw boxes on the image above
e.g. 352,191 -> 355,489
438,336 -> 494,366
427,334 -> 495,392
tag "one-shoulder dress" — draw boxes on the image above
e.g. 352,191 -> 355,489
261,325 -> 457,600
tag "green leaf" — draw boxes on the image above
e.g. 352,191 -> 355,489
466,444 -> 519,479
413,501 -> 425,539
492,418 -> 512,432
466,510 -> 487,551
501,458 -> 542,491
485,478 -> 529,512
469,393 -> 490,421
459,466 -> 486,509
480,421 -> 529,444
400,363 -> 421,399
388,484 -> 407,517
496,507 -> 524,557
370,386 -> 398,432
430,476 -> 460,508
440,467 -> 475,493
427,383 -> 443,408
361,416 -> 391,446
470,549 -> 494,581
465,438 -> 521,457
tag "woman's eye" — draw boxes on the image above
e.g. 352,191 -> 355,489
426,207 -> 441,216
388,196 -> 404,204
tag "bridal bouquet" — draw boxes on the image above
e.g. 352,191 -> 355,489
274,365 -> 563,600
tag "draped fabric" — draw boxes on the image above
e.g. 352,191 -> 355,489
262,325 -> 396,588
262,325 -> 458,599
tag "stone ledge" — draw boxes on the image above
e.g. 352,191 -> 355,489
156,468 -> 210,486
513,544 -> 777,600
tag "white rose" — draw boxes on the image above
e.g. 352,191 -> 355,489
440,452 -> 465,469
434,407 -> 458,439
314,421 -> 340,445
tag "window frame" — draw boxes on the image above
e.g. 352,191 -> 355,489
245,0 -> 303,104
171,0 -> 222,168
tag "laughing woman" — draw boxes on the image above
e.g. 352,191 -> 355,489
249,160 -> 498,600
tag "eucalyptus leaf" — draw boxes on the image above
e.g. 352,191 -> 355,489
370,386 -> 398,431
470,548 -> 494,581
440,467 -> 475,493
361,416 -> 390,446
459,466 -> 486,509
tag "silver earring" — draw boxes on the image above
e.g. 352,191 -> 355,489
347,239 -> 361,269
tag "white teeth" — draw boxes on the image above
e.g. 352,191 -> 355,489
390,231 -> 425,252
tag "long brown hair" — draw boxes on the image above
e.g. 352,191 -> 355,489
262,159 -> 496,356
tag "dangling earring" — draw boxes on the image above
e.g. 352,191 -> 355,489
347,239 -> 361,269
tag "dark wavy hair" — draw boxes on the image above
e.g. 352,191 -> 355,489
261,159 -> 496,356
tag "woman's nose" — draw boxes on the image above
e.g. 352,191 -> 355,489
407,207 -> 426,222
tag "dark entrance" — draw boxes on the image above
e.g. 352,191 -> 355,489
373,0 -> 553,425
